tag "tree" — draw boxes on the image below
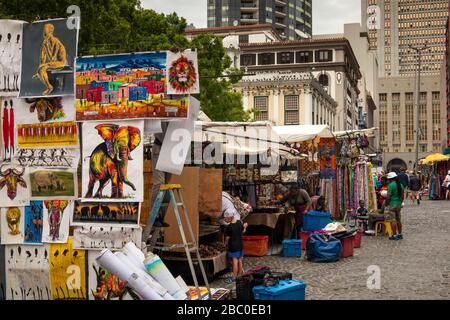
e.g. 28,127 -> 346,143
0,0 -> 248,121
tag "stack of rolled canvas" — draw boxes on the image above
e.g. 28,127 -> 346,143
96,242 -> 187,300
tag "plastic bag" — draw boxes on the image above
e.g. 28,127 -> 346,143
306,234 -> 342,263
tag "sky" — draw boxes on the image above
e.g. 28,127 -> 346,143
140,0 -> 362,35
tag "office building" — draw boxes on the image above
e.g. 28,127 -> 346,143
361,0 -> 449,170
207,0 -> 312,40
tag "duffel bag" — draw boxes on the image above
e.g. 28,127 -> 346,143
306,234 -> 342,263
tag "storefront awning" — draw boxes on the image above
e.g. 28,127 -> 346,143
272,125 -> 334,143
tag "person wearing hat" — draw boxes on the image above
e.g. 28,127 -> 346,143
385,172 -> 405,240
223,209 -> 248,284
443,170 -> 450,200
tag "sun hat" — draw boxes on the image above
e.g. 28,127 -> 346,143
387,172 -> 397,179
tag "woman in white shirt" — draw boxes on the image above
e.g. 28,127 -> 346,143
444,170 -> 450,200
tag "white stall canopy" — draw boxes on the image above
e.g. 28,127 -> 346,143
194,121 -> 302,158
272,125 -> 334,143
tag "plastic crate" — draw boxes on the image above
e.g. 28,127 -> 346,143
354,230 -> 362,248
253,280 -> 306,301
303,211 -> 332,232
269,271 -> 293,281
282,240 -> 302,257
341,235 -> 355,258
243,236 -> 269,257
298,231 -> 311,250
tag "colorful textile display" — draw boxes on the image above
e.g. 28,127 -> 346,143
319,138 -> 336,179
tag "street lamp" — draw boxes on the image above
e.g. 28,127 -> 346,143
408,42 -> 429,170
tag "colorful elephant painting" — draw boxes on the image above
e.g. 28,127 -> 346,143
44,200 -> 69,241
85,124 -> 141,199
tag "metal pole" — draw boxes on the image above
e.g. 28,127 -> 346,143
415,51 -> 421,171
409,43 -> 428,171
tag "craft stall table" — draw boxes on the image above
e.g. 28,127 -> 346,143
244,210 -> 296,255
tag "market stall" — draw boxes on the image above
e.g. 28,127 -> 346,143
420,153 -> 450,200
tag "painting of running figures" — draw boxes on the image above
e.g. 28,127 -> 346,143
76,52 -> 189,121
81,120 -> 144,202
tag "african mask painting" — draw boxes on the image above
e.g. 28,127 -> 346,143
0,20 -> 25,97
81,120 -> 144,202
0,207 -> 25,244
41,200 -> 72,244
49,238 -> 87,300
75,52 -> 188,121
166,49 -> 199,95
0,165 -> 30,207
19,18 -> 79,98
5,244 -> 52,300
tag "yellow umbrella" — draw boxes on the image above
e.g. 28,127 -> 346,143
421,153 -> 450,165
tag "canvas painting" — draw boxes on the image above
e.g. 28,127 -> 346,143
81,120 -> 144,202
19,18 -> 79,98
14,96 -> 76,124
76,52 -> 188,121
5,244 -> 52,300
17,121 -> 79,148
14,147 -> 80,168
0,165 -> 30,207
166,49 -> 200,95
87,250 -> 131,300
0,20 -> 25,97
0,245 -> 5,300
41,200 -> 72,244
0,207 -> 25,244
29,168 -> 77,200
49,238 -> 87,300
73,226 -> 142,250
1,97 -> 18,161
72,201 -> 140,227
23,201 -> 43,245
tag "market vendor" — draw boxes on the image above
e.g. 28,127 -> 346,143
219,192 -> 241,243
277,185 -> 312,232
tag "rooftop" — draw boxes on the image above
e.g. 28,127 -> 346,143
185,24 -> 275,35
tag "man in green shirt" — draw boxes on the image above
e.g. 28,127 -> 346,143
384,172 -> 405,240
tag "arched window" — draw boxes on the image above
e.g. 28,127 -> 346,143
318,74 -> 329,92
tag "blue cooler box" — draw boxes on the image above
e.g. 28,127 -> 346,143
282,240 -> 302,257
253,280 -> 306,300
303,211 -> 332,231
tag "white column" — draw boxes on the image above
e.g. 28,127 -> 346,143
273,92 -> 280,125
304,90 -> 313,125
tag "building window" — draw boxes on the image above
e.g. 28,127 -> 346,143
241,54 -> 256,66
239,35 -> 249,44
432,101 -> 441,141
254,96 -> 269,121
318,74 -> 329,92
406,103 -> 414,141
258,53 -> 275,65
296,51 -> 313,63
284,95 -> 299,125
315,50 -> 333,62
277,52 -> 294,64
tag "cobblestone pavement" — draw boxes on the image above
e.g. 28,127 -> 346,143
211,200 -> 450,300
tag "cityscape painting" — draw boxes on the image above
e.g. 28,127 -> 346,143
75,52 -> 189,121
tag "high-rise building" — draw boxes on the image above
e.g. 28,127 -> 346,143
362,0 -> 448,77
361,0 -> 449,170
207,0 -> 312,40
